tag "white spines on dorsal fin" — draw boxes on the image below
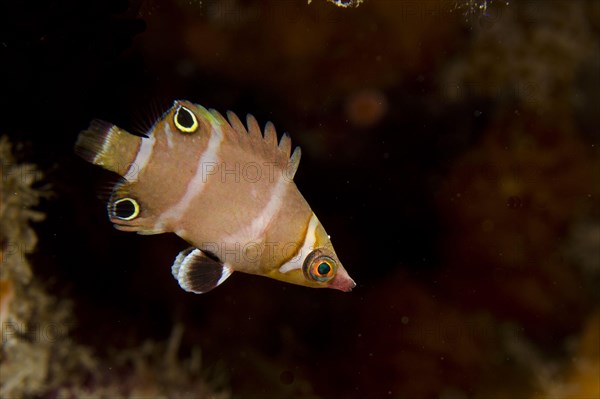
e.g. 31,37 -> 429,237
216,109 -> 302,180
287,146 -> 301,179
245,114 -> 263,141
226,110 -> 248,135
262,118 -> 277,146
278,132 -> 292,158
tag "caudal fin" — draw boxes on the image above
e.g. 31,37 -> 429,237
74,120 -> 141,177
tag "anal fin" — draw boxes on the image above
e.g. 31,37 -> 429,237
171,247 -> 233,294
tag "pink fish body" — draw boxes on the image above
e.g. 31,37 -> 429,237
75,100 -> 355,294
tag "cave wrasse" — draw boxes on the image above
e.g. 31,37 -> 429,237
75,100 -> 355,294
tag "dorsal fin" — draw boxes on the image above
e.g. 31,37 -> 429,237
287,146 -> 301,179
226,111 -> 248,135
246,114 -> 263,142
216,109 -> 302,180
261,116 -> 277,147
277,130 -> 292,158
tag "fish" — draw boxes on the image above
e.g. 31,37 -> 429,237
75,100 -> 356,294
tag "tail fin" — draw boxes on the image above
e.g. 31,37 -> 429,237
75,120 -> 142,177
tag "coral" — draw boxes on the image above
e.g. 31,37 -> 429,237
0,137 -> 45,282
436,0 -> 598,335
0,136 -> 64,398
0,279 -> 13,328
436,116 -> 595,335
0,137 -> 229,398
527,312 -> 600,399
308,0 -> 365,8
53,323 -> 230,399
429,2 -> 599,397
442,0 -> 600,114
453,0 -> 507,19
563,217 -> 600,306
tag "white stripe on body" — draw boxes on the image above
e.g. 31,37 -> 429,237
164,124 -> 175,149
125,134 -> 156,181
278,212 -> 318,273
159,124 -> 224,226
224,173 -> 288,245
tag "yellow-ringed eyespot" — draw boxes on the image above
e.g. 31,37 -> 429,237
303,250 -> 337,282
174,105 -> 198,133
113,198 -> 140,220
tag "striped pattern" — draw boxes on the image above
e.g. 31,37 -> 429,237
279,212 -> 318,273
75,100 -> 355,292
125,134 -> 155,181
224,172 -> 288,244
159,122 -> 224,225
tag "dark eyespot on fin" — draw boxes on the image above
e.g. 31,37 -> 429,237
113,198 -> 139,220
174,106 -> 198,132
171,247 -> 233,294
176,107 -> 194,128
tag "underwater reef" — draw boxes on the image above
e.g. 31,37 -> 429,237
0,137 -> 229,398
0,0 -> 598,398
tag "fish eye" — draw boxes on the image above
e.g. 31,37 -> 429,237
303,251 -> 337,282
113,198 -> 140,220
174,106 -> 198,133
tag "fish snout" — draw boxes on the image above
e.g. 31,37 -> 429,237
330,270 -> 356,292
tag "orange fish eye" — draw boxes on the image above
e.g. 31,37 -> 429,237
303,253 -> 337,282
174,105 -> 198,133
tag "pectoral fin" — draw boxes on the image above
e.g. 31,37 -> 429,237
171,247 -> 233,294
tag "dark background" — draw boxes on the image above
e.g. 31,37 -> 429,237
1,0 -> 598,398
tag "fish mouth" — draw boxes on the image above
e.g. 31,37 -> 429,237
330,274 -> 357,292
